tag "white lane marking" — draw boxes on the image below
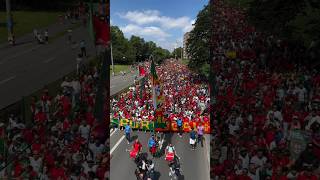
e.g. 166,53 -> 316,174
0,76 -> 16,85
43,57 -> 55,63
110,135 -> 125,155
110,128 -> 117,137
159,134 -> 164,150
0,46 -> 41,64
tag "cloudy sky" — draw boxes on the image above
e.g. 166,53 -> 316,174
111,0 -> 209,52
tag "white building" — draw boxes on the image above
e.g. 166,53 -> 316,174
183,32 -> 190,59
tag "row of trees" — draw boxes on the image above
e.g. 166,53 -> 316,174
185,3 -> 211,78
111,26 -> 171,64
247,0 -> 320,63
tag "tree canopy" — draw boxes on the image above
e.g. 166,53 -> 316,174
111,25 -> 170,65
172,47 -> 183,59
186,3 -> 211,77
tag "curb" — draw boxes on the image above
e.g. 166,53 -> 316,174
203,134 -> 210,180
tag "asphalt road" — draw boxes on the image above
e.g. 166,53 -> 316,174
0,24 -> 95,109
110,72 -> 139,96
110,129 -> 210,180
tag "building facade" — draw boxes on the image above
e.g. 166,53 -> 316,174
183,32 -> 190,59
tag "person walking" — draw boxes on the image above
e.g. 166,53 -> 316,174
176,118 -> 183,137
67,29 -> 73,44
197,122 -> 204,147
80,40 -> 87,57
33,29 -> 38,40
76,54 -> 83,76
189,128 -> 197,150
125,122 -> 131,144
44,29 -> 49,44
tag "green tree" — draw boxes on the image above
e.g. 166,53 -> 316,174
129,35 -> 145,63
111,25 -> 170,64
172,47 -> 183,59
186,3 -> 211,77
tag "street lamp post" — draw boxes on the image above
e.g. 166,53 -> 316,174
6,0 -> 13,42
111,43 -> 114,76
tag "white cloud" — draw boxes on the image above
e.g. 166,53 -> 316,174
118,10 -> 194,32
120,24 -> 171,40
157,41 -> 178,52
183,19 -> 195,32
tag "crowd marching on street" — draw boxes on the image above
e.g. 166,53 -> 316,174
110,59 -> 210,179
111,60 -> 210,127
210,1 -> 320,179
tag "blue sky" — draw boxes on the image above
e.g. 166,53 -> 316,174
111,0 -> 209,52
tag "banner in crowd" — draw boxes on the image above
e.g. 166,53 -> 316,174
225,51 -> 236,59
111,118 -> 211,134
150,60 -> 165,124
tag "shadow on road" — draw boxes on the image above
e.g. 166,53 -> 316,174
154,171 -> 161,180
157,132 -> 174,157
130,135 -> 138,143
0,40 -> 34,50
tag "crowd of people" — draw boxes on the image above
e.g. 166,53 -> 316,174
110,59 -> 210,131
210,1 -> 320,179
0,64 -> 109,179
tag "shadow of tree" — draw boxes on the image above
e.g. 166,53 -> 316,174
156,132 -> 175,158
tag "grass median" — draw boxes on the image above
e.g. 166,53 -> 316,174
0,11 -> 62,43
110,64 -> 130,75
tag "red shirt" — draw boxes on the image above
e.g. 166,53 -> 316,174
32,143 -> 41,153
96,165 -> 107,179
297,173 -> 318,180
34,111 -> 47,123
133,142 -> 142,151
23,129 -> 34,144
62,120 -> 71,131
272,175 -> 288,180
265,130 -> 275,145
50,167 -> 67,180
86,112 -> 95,126
45,151 -> 55,167
236,175 -> 252,180
13,162 -> 23,177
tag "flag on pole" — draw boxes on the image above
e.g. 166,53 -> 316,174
150,60 -> 164,124
150,60 -> 159,110
139,66 -> 146,77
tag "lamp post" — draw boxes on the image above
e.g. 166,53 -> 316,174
6,0 -> 13,43
111,43 -> 114,76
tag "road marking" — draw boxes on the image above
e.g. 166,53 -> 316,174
110,128 -> 117,137
43,57 -> 55,63
159,135 -> 164,150
0,76 -> 16,85
0,46 -> 41,64
110,135 -> 125,155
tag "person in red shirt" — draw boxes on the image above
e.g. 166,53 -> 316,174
34,108 -> 47,124
132,139 -> 142,152
236,168 -> 252,180
297,169 -> 318,180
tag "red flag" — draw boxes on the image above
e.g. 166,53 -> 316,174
139,66 -> 146,77
93,15 -> 110,47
